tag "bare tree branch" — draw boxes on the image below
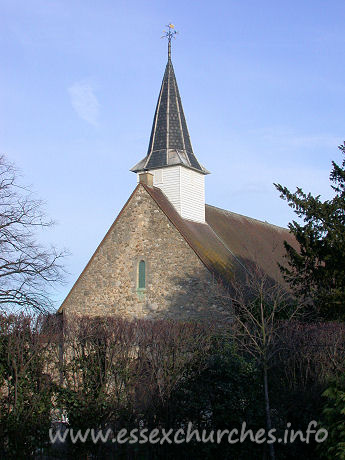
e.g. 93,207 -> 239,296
0,155 -> 67,313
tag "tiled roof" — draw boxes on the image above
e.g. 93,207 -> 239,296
131,56 -> 209,174
144,185 -> 297,285
58,184 -> 297,314
143,185 -> 237,283
205,205 -> 297,283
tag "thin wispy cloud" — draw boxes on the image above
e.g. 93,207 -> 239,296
68,81 -> 100,126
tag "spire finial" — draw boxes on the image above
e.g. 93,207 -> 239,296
131,23 -> 208,177
162,23 -> 178,60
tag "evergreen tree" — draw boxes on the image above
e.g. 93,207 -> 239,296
275,143 -> 345,321
320,377 -> 345,460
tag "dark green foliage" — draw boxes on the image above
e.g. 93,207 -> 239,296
164,338 -> 265,459
275,143 -> 345,321
1,315 -> 344,459
320,377 -> 345,459
55,317 -> 215,458
268,321 -> 345,460
60,334 -> 265,460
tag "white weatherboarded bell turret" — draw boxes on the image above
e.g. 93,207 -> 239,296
131,26 -> 209,223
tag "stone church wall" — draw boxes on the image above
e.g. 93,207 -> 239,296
61,185 -> 228,321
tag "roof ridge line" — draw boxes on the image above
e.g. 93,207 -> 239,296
205,204 -> 289,231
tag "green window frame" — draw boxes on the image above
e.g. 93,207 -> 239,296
138,260 -> 146,289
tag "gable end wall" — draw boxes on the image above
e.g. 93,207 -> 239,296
61,185 -> 227,321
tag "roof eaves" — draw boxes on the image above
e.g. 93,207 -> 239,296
141,184 -> 214,274
141,184 -> 238,282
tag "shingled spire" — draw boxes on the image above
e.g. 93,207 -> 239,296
131,26 -> 209,175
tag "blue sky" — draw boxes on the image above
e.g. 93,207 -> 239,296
1,0 -> 345,307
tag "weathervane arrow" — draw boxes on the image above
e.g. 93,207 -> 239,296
162,23 -> 178,59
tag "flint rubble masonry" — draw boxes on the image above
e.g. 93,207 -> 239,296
61,185 -> 227,321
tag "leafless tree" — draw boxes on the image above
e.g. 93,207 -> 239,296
228,265 -> 305,460
277,320 -> 345,389
60,315 -> 213,429
0,312 -> 60,416
61,315 -> 138,419
135,319 -> 213,411
0,155 -> 66,313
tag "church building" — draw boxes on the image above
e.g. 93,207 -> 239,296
58,28 -> 295,321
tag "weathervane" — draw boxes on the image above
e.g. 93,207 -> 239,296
162,23 -> 178,59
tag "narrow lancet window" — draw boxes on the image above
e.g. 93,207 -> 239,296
138,260 -> 146,289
